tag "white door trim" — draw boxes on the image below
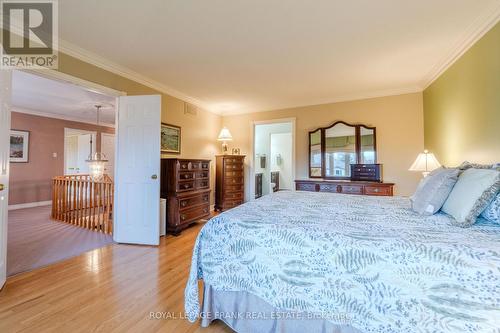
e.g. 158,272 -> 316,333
20,69 -> 126,97
0,70 -> 12,289
248,117 -> 296,201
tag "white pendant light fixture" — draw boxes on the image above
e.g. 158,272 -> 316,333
86,105 -> 108,180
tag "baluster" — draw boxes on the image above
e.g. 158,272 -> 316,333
78,178 -> 82,227
75,178 -> 79,226
62,179 -> 67,222
70,179 -> 74,225
86,180 -> 90,230
90,181 -> 94,231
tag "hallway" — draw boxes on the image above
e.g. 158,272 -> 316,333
7,205 -> 114,276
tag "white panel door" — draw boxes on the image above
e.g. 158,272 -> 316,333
101,133 -> 115,179
64,136 -> 78,174
77,134 -> 93,174
114,95 -> 161,245
0,70 -> 12,288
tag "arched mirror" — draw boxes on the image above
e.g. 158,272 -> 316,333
308,121 -> 377,179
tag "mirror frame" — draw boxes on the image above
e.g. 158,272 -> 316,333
308,121 -> 377,179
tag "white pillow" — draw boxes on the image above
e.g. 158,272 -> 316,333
442,168 -> 500,227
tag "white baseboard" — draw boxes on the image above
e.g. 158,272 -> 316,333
8,200 -> 52,211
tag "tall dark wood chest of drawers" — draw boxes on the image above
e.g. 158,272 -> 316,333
161,158 -> 211,235
215,155 -> 245,211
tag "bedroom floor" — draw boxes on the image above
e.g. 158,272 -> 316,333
0,222 -> 233,333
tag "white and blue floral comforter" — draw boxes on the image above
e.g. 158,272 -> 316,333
185,191 -> 500,332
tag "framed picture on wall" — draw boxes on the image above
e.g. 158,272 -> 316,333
10,130 -> 30,163
161,123 -> 181,154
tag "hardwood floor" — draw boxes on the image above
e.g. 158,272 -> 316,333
0,222 -> 233,333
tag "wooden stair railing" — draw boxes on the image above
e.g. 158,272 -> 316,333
51,174 -> 114,234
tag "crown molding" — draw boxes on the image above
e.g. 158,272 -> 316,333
58,39 -> 215,113
58,40 -> 422,117
220,85 -> 423,116
421,2 -> 500,89
11,106 -> 115,128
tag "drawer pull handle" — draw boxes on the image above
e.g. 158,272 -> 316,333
203,196 -> 209,201
180,214 -> 186,220
181,201 -> 187,207
373,188 -> 380,193
203,208 -> 208,213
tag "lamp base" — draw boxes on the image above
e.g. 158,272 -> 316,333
222,142 -> 229,155
422,171 -> 430,178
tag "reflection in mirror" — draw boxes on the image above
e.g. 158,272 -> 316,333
325,123 -> 356,178
360,127 -> 375,164
310,129 -> 322,177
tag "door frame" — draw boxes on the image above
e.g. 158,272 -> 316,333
249,117 -> 296,201
11,69 -> 128,235
63,128 -> 97,175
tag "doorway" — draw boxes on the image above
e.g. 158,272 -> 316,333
1,69 -> 162,285
6,70 -> 119,276
64,129 -> 97,175
253,119 -> 295,199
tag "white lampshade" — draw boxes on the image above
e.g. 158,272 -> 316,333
217,127 -> 233,141
409,150 -> 441,176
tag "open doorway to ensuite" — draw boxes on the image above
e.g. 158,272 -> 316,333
252,119 -> 295,199
6,69 -> 119,276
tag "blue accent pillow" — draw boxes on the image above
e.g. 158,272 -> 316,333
481,193 -> 499,223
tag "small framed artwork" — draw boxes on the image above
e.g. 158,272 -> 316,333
10,130 -> 30,163
161,123 -> 181,154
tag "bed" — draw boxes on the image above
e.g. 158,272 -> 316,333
185,191 -> 500,333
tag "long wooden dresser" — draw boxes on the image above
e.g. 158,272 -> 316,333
161,158 -> 211,235
215,155 -> 245,211
295,179 -> 394,196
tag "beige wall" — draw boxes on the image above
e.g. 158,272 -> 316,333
423,22 -> 500,166
16,52 -> 422,205
161,94 -> 222,200
53,53 -> 222,204
9,112 -> 114,205
222,93 -> 424,197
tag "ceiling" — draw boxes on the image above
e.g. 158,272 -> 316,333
12,70 -> 116,125
58,0 -> 500,115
